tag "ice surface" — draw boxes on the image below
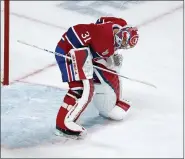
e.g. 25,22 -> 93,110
1,1 -> 183,158
1,83 -> 99,148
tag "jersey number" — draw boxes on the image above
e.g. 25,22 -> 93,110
81,31 -> 91,43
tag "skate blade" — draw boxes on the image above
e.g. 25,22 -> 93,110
55,129 -> 87,140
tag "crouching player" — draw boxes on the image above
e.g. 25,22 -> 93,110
54,17 -> 139,139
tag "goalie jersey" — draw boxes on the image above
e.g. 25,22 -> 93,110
57,17 -> 127,60
55,17 -> 127,82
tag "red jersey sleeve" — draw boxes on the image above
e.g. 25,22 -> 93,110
96,16 -> 127,28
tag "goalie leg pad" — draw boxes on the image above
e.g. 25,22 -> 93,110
93,84 -> 131,120
93,62 -> 121,99
93,63 -> 131,120
56,79 -> 94,134
93,81 -> 117,118
56,88 -> 81,130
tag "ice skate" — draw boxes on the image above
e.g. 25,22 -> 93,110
55,126 -> 87,140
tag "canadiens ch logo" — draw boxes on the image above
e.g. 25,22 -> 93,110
130,35 -> 139,46
102,49 -> 109,55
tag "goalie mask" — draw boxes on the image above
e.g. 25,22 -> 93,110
114,26 -> 139,50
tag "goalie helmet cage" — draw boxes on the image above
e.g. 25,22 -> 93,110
2,0 -> 10,85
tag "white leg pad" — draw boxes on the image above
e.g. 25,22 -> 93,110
93,83 -> 117,118
64,80 -> 93,132
93,68 -> 130,121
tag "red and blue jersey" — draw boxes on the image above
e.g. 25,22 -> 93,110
57,17 -> 127,59
55,17 -> 127,82
57,23 -> 114,59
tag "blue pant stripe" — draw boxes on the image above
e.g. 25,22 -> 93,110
55,46 -> 69,82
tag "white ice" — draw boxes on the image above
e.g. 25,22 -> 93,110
1,1 -> 183,158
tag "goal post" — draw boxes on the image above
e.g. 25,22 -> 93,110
2,0 -> 10,85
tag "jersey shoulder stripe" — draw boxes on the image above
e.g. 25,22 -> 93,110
66,27 -> 84,48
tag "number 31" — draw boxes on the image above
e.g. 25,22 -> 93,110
81,31 -> 91,43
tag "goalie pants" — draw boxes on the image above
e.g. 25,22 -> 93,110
55,46 -> 75,82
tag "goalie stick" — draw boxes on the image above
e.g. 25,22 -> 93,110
17,40 -> 157,88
